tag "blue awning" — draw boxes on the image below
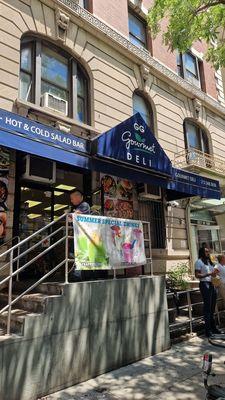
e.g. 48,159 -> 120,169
94,113 -> 172,177
93,159 -> 221,199
0,130 -> 90,170
167,168 -> 221,200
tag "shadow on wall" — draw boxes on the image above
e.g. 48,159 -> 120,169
0,277 -> 170,400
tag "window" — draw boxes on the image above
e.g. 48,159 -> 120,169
138,200 -> 166,249
128,10 -> 147,49
184,121 -> 209,154
19,38 -> 89,124
78,0 -> 89,9
177,52 -> 204,89
133,92 -> 154,132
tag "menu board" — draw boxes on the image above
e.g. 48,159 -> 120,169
101,174 -> 134,219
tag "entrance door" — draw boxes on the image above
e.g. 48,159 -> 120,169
19,184 -> 53,240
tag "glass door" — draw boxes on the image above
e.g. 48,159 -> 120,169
19,185 -> 53,240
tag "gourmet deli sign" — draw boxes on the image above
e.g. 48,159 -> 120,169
0,109 -> 88,154
96,113 -> 172,176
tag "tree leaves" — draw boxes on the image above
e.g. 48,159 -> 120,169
147,0 -> 225,68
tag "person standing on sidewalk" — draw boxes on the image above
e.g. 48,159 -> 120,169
215,254 -> 225,302
195,247 -> 220,337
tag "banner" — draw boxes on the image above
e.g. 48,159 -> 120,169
73,214 -> 146,270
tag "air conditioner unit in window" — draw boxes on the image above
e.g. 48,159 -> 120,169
41,92 -> 68,115
21,155 -> 56,184
137,183 -> 161,200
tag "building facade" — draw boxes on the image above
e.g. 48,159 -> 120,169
1,0 -> 225,275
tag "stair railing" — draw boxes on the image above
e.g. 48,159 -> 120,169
0,236 -> 20,281
0,214 -> 153,335
0,213 -> 74,334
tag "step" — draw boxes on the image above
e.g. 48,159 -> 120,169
0,292 -> 61,314
37,282 -> 64,295
0,308 -> 42,335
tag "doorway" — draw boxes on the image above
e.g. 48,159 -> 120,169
13,154 -> 91,279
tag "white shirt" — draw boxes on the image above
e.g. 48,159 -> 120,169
215,263 -> 225,284
195,258 -> 214,282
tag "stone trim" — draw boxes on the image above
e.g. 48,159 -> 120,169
56,0 -> 225,118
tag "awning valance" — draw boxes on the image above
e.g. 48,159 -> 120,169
0,129 -> 90,170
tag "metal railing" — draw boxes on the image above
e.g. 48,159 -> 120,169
0,215 -> 152,335
168,288 -> 225,336
0,236 -> 20,282
0,213 -> 74,335
174,149 -> 225,175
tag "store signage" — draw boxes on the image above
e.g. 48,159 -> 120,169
96,113 -> 172,176
172,169 -> 220,191
73,214 -> 146,270
0,109 -> 89,154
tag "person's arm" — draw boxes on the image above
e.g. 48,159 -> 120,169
195,260 -> 216,279
195,270 -> 216,279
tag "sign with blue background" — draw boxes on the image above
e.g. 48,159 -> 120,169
0,109 -> 88,154
95,113 -> 172,176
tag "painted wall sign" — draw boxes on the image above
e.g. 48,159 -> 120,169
95,113 -> 172,176
0,109 -> 89,154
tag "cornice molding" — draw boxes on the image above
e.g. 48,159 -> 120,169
57,0 -> 225,118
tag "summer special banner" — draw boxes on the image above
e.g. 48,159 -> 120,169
73,214 -> 146,270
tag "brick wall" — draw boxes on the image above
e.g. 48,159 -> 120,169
91,0 -> 218,100
92,0 -> 129,37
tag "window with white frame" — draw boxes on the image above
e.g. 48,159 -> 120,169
184,120 -> 209,154
177,52 -> 204,89
128,10 -> 147,49
78,0 -> 89,9
19,37 -> 89,124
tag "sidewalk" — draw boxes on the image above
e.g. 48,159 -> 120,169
41,337 -> 225,400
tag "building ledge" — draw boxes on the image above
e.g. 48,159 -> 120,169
15,98 -> 100,139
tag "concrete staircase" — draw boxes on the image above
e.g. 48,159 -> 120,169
0,276 -> 170,400
0,281 -> 63,336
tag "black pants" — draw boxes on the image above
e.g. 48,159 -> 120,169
199,281 -> 217,336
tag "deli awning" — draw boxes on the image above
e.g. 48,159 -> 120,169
92,113 -> 221,200
93,113 -> 172,177
166,168 -> 221,200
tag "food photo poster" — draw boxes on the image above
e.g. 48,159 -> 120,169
101,174 -> 135,219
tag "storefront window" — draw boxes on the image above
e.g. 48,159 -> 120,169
19,38 -> 89,123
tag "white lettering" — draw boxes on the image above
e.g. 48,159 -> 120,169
127,152 -> 132,160
121,131 -> 155,153
136,155 -> 140,163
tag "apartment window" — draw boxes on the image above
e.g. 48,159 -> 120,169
19,38 -> 89,124
128,10 -> 147,49
78,0 -> 89,9
133,92 -> 154,132
177,52 -> 204,89
184,120 -> 209,154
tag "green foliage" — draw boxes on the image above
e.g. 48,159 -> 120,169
167,262 -> 190,290
147,0 -> 225,69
